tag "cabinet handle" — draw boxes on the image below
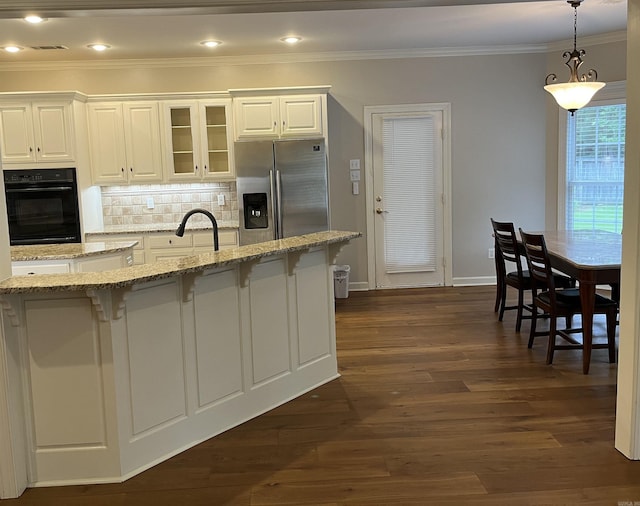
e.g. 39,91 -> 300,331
195,165 -> 198,173
130,167 -> 133,173
204,165 -> 208,173
121,167 -> 125,173
37,147 -> 41,152
169,239 -> 172,244
29,147 -> 33,153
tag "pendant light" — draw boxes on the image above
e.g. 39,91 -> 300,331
544,0 -> 605,115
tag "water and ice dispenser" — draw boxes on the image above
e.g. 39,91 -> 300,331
243,193 -> 268,229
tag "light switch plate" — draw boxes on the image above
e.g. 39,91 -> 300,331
146,197 -> 155,209
350,159 -> 360,170
350,169 -> 361,182
217,194 -> 226,206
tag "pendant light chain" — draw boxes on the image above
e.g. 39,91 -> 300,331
573,3 -> 578,51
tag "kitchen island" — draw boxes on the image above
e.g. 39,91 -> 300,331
0,230 -> 359,498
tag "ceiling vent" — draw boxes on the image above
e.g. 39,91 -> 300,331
29,45 -> 69,50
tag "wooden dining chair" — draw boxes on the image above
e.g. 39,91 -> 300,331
491,219 -> 533,332
490,219 -> 573,332
519,229 -> 618,368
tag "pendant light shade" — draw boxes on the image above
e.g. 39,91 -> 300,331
545,0 -> 605,115
544,81 -> 606,112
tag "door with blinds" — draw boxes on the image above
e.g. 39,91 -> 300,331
370,109 -> 446,288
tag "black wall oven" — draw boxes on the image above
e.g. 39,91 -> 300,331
4,168 -> 81,245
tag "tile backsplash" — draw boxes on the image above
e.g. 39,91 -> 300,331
101,182 -> 238,226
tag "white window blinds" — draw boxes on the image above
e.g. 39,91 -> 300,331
566,103 -> 626,233
382,116 -> 437,273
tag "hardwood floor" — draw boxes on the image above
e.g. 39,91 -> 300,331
6,286 -> 640,505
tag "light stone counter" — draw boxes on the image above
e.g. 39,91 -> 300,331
0,231 -> 359,293
10,241 -> 139,262
0,229 -> 360,498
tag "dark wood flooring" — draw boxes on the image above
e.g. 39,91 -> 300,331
6,286 -> 640,505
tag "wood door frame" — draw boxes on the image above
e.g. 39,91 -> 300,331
364,103 -> 453,290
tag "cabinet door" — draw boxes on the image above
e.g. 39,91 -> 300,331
0,104 -> 36,163
123,102 -> 163,183
87,103 -> 128,184
233,97 -> 279,139
32,102 -> 75,162
163,102 -> 201,181
279,95 -> 323,138
199,101 -> 234,180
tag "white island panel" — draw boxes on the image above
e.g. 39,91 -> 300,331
294,248 -> 333,366
193,267 -> 243,408
248,257 -> 291,386
125,279 -> 187,436
27,297 -> 106,448
22,294 -> 121,485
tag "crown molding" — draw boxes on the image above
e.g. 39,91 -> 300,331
0,31 -> 626,72
547,30 -> 627,52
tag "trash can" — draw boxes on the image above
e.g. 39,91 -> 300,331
333,265 -> 351,299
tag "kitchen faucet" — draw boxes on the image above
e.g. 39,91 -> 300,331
175,208 -> 219,251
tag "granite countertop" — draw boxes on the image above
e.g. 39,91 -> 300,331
0,231 -> 361,294
85,221 -> 239,236
11,241 -> 139,262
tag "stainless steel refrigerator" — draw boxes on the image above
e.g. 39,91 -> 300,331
235,138 -> 329,246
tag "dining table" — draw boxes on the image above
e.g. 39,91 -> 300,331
528,229 -> 622,374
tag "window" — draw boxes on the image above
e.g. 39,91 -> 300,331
560,81 -> 626,233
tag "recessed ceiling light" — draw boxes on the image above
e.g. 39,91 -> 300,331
88,43 -> 111,52
281,36 -> 302,44
200,40 -> 222,48
3,45 -> 23,53
24,15 -> 46,24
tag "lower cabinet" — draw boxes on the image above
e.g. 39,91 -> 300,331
86,229 -> 238,264
12,250 -> 134,276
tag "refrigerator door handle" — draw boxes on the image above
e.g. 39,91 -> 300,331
269,169 -> 279,240
275,169 -> 284,240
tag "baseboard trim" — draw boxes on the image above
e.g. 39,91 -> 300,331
452,276 -> 496,287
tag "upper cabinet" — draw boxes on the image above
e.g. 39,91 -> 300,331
230,86 -> 330,141
162,99 -> 234,181
87,101 -> 163,185
0,100 -> 76,165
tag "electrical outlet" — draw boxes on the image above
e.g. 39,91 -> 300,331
488,248 -> 495,259
350,159 -> 360,170
217,194 -> 225,206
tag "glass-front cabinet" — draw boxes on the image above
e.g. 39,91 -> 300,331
163,98 -> 234,181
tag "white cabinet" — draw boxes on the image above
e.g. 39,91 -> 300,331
87,102 -> 163,185
0,101 -> 75,165
11,250 -> 133,276
11,262 -> 71,276
146,230 -> 238,262
87,230 -> 238,264
233,95 -> 324,140
163,99 -> 234,181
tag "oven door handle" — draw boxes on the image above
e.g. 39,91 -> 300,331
5,186 -> 74,193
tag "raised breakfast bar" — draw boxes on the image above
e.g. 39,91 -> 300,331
0,230 -> 359,498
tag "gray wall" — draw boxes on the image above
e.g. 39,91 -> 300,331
0,41 -> 627,285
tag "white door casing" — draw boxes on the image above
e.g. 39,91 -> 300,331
365,103 -> 452,289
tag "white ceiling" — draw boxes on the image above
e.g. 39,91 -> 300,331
0,0 -> 628,64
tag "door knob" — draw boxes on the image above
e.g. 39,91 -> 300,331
376,208 -> 388,214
